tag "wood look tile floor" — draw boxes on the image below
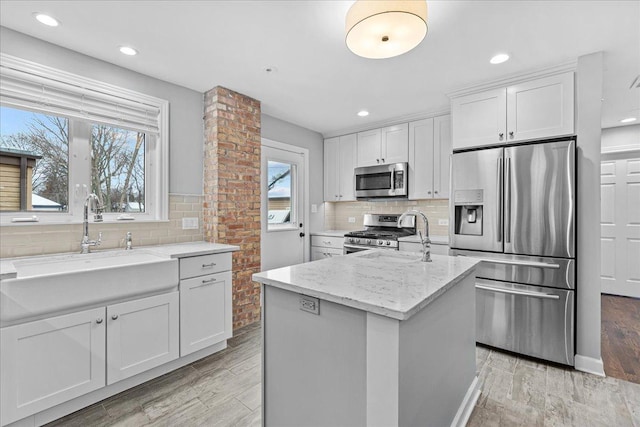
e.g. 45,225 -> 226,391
47,321 -> 640,427
602,294 -> 640,384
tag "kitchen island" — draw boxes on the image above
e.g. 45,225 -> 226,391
253,250 -> 480,427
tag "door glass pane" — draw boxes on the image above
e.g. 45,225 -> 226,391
91,124 -> 145,213
0,106 -> 69,212
267,160 -> 294,228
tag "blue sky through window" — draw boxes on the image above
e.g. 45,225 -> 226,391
268,161 -> 291,198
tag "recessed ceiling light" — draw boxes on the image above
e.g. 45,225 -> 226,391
357,110 -> 369,117
490,53 -> 510,65
33,13 -> 59,27
263,66 -> 278,73
119,46 -> 138,56
620,117 -> 637,123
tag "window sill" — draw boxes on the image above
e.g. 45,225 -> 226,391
1,217 -> 170,227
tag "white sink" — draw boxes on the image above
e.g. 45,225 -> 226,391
357,251 -> 423,263
1,250 -> 179,325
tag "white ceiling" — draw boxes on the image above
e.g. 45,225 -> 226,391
0,1 -> 639,135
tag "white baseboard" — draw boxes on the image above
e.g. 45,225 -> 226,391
451,376 -> 480,427
574,354 -> 605,377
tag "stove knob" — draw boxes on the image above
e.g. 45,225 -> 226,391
377,240 -> 384,246
348,238 -> 354,243
366,239 -> 371,244
386,241 -> 391,246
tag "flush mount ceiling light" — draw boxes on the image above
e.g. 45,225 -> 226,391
620,117 -> 637,123
345,0 -> 428,59
357,110 -> 370,117
33,13 -> 59,27
490,53 -> 510,64
119,46 -> 138,56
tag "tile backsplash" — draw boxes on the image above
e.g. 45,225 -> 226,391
325,199 -> 450,236
0,194 -> 204,258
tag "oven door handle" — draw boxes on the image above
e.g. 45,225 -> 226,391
344,244 -> 378,251
475,282 -> 560,300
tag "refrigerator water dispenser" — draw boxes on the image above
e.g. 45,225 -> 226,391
454,190 -> 483,236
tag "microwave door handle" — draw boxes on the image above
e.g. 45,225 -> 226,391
390,167 -> 395,191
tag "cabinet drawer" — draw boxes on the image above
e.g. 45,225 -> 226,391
180,253 -> 232,279
311,247 -> 344,261
311,235 -> 344,249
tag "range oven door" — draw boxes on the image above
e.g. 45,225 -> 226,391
476,278 -> 575,365
343,244 -> 374,255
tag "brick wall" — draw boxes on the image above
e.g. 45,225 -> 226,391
203,86 -> 261,330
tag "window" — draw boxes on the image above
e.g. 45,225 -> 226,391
267,160 -> 295,229
0,54 -> 168,224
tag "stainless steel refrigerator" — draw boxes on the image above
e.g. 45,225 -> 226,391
450,138 -> 575,365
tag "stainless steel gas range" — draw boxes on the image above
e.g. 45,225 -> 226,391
343,213 -> 416,254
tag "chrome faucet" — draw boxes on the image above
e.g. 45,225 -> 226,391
125,231 -> 133,250
81,193 -> 103,254
398,209 -> 431,262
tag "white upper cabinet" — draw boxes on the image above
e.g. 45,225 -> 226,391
356,124 -> 408,167
324,133 -> 356,202
451,71 -> 574,150
409,115 -> 452,200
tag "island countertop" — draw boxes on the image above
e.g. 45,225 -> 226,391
252,250 -> 479,321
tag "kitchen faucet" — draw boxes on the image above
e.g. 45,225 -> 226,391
81,193 -> 103,254
398,209 -> 431,262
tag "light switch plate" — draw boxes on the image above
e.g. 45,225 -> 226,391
311,204 -> 318,213
438,219 -> 449,226
348,217 -> 356,223
182,217 -> 199,229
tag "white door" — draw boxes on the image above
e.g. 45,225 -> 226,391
261,142 -> 306,270
0,308 -> 106,425
107,292 -> 179,384
601,154 -> 640,297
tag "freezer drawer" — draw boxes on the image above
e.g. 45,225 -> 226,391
476,278 -> 574,365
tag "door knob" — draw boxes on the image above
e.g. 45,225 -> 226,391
299,232 -> 306,237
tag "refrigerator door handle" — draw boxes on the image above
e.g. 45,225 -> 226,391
458,254 -> 561,269
476,282 -> 560,300
505,157 -> 511,243
497,156 -> 503,242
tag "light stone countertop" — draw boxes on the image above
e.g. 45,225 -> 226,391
398,234 -> 449,245
310,230 -> 351,238
0,241 -> 239,280
253,250 -> 479,321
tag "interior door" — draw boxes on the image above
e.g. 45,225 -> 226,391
601,154 -> 640,297
505,140 -> 575,258
261,143 -> 305,270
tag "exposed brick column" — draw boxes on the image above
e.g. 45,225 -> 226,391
203,86 -> 261,329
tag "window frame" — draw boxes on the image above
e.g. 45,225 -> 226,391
0,54 -> 169,225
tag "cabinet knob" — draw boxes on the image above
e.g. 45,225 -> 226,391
434,190 -> 439,194
509,131 -> 514,138
96,318 -> 103,324
499,133 -> 504,140
111,315 -> 119,320
427,191 -> 432,194
339,194 -> 343,197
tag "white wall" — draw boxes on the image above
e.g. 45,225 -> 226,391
261,113 -> 325,232
602,124 -> 640,153
0,26 -> 204,195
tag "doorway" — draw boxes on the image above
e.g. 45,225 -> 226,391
260,139 -> 309,271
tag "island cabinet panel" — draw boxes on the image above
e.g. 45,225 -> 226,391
263,286 -> 367,427
0,307 -> 106,426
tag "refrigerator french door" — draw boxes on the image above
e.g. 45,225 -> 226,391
450,139 -> 576,365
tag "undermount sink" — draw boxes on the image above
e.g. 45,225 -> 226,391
1,250 -> 179,325
357,250 -> 423,263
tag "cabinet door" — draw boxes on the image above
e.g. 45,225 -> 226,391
107,292 -> 179,384
452,88 -> 507,150
381,123 -> 409,164
356,128 -> 382,167
433,115 -> 452,198
506,72 -> 574,142
338,134 -> 357,201
408,118 -> 435,200
311,247 -> 344,261
180,271 -> 232,356
1,308 -> 106,425
324,137 -> 339,201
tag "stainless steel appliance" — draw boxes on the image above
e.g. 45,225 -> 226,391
354,163 -> 408,200
450,138 -> 576,365
344,213 -> 416,254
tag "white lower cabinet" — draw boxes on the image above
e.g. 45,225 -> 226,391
0,307 -> 106,426
180,271 -> 232,356
311,235 -> 344,261
107,292 -> 179,384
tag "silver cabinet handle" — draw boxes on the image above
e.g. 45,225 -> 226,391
202,278 -> 217,284
434,190 -> 438,194
427,191 -> 432,194
376,159 -> 380,163
381,158 -> 385,163
497,156 -> 503,243
111,315 -> 119,320
499,133 -> 504,140
202,262 -> 216,268
96,318 -> 103,324
476,284 -> 559,300
509,131 -> 514,138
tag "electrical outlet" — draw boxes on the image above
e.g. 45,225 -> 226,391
300,296 -> 319,315
438,219 -> 449,226
182,217 -> 199,229
348,217 -> 356,223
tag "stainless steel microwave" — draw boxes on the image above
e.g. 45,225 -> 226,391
354,162 -> 408,200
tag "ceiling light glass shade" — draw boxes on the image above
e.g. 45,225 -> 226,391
346,0 -> 428,59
